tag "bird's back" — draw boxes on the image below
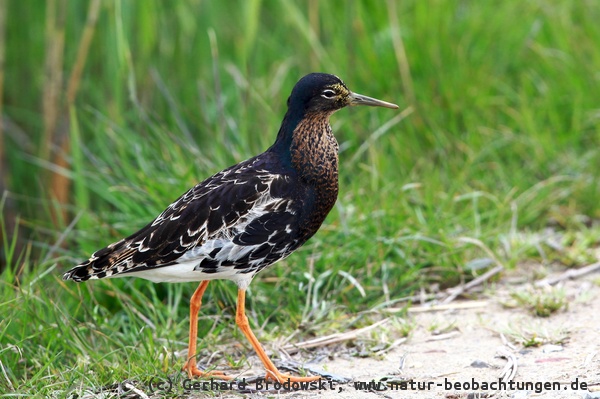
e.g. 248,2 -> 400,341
63,149 -> 337,286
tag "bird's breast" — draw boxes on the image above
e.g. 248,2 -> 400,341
289,115 -> 339,238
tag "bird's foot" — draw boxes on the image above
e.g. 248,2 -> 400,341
184,362 -> 232,380
265,369 -> 321,383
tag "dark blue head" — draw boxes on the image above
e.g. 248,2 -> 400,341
286,73 -> 398,115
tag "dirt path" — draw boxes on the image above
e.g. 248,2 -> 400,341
183,271 -> 599,399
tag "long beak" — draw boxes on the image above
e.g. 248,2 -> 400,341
348,92 -> 399,109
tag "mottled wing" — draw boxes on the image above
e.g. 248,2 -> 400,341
63,157 -> 301,282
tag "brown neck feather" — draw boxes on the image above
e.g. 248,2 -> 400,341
290,112 -> 339,235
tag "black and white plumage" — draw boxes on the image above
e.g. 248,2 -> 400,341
65,157 -> 310,289
63,73 -> 398,381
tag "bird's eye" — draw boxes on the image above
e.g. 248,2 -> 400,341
321,89 -> 337,99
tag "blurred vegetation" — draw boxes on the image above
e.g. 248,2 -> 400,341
1,0 -> 599,395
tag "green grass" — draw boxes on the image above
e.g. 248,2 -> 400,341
2,0 -> 600,396
509,286 -> 568,317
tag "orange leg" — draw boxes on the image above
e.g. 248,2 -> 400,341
236,288 -> 320,382
184,281 -> 231,379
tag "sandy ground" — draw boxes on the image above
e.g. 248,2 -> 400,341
175,269 -> 600,399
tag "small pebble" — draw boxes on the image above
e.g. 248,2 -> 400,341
542,344 -> 564,353
470,360 -> 489,368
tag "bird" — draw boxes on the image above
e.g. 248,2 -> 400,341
63,73 -> 398,383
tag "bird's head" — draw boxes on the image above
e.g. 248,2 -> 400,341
287,73 -> 399,114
